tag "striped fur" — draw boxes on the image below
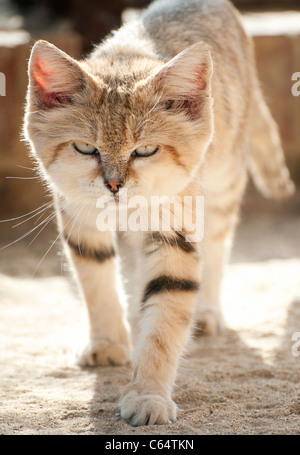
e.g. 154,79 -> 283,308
142,275 -> 200,304
65,236 -> 115,263
143,231 -> 197,255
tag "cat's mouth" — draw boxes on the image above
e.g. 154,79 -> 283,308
106,192 -> 122,205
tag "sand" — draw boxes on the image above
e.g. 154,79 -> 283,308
0,192 -> 300,435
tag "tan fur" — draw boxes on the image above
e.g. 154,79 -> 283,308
24,0 -> 294,426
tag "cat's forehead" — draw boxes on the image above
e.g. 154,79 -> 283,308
79,56 -> 164,153
84,82 -> 141,155
98,91 -> 145,155
84,54 -> 162,89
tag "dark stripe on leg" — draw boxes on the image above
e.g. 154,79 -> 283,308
144,232 -> 196,255
65,236 -> 115,263
174,232 -> 196,253
142,275 -> 200,303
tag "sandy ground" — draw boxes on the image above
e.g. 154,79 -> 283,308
0,191 -> 300,435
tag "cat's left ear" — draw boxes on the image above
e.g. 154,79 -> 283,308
28,40 -> 86,108
150,42 -> 213,117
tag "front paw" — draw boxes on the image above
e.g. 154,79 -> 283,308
119,386 -> 177,426
77,339 -> 130,366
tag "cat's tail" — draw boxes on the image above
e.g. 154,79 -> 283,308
247,83 -> 295,200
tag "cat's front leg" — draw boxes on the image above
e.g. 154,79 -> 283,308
60,209 -> 131,366
119,232 -> 201,426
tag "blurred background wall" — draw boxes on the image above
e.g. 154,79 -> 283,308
0,0 -> 299,218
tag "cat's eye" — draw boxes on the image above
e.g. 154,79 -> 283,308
165,100 -> 173,110
73,142 -> 99,155
132,146 -> 159,157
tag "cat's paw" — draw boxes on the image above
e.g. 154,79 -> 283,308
77,339 -> 130,366
194,308 -> 224,335
119,386 -> 177,426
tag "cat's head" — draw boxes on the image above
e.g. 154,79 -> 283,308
24,40 -> 214,205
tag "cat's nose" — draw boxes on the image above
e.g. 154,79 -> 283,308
104,179 -> 124,194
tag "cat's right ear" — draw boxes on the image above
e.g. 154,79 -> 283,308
28,40 -> 86,108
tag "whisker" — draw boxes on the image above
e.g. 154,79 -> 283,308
12,205 -> 51,228
33,207 -> 54,226
59,200 -> 92,274
26,212 -> 57,247
32,199 -> 87,277
0,214 -> 55,252
0,201 -> 53,224
31,224 -> 70,278
16,165 -> 36,171
64,201 -> 89,253
5,176 -> 38,180
27,194 -> 81,249
76,202 -> 91,258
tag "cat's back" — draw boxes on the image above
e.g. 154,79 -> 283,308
100,0 -> 250,63
140,0 -> 250,60
101,0 -> 253,94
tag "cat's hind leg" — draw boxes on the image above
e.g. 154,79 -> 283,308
194,219 -> 231,335
195,176 -> 247,335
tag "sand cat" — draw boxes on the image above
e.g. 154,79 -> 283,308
24,0 -> 294,426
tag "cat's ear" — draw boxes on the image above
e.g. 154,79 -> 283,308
28,40 -> 85,108
151,42 -> 213,118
